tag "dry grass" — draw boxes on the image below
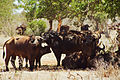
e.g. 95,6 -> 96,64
94,64 -> 120,80
0,58 -> 119,80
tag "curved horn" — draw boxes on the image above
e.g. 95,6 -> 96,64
102,44 -> 105,50
97,41 -> 102,46
98,33 -> 101,39
101,44 -> 105,53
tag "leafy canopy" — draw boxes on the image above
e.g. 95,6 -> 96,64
16,0 -> 120,29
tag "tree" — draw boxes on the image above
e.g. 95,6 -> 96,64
103,0 -> 120,20
17,0 -> 120,32
16,0 -> 38,21
37,0 -> 72,32
68,0 -> 120,31
68,0 -> 88,27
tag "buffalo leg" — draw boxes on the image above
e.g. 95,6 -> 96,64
29,59 -> 34,71
5,56 -> 10,71
25,58 -> 28,68
54,53 -> 61,66
18,56 -> 23,70
35,58 -> 38,68
11,56 -> 17,70
81,56 -> 87,69
35,57 -> 41,68
39,57 -> 41,68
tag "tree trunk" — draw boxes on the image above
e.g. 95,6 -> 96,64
57,17 -> 62,33
95,20 -> 99,31
48,20 -> 53,31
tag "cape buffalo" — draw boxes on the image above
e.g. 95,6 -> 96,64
3,36 -> 47,71
10,43 -> 51,70
81,24 -> 90,31
35,45 -> 51,68
43,30 -> 103,66
16,23 -> 26,35
25,44 -> 51,68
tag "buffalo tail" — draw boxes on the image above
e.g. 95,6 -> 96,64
3,39 -> 9,59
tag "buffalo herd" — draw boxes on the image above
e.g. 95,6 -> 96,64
2,25 -> 120,71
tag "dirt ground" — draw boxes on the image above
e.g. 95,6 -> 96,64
0,35 -> 120,80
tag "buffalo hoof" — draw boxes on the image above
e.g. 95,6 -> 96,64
6,66 -> 9,71
25,64 -> 28,68
15,68 -> 17,70
39,65 -> 41,68
35,66 -> 37,69
30,67 -> 33,71
19,68 -> 21,70
6,68 -> 9,71
19,66 -> 22,70
57,64 -> 60,67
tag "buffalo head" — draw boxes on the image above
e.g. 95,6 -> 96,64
42,30 -> 61,46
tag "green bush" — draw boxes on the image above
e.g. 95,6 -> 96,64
25,19 -> 47,36
25,27 -> 33,35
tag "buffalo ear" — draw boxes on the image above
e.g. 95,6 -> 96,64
37,38 -> 40,42
40,32 -> 44,37
29,35 -> 35,43
37,38 -> 43,43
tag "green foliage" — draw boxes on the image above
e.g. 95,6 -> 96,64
68,0 -> 88,24
15,0 -> 120,21
17,0 -> 120,31
18,0 -> 38,21
103,0 -> 120,20
25,27 -> 33,35
0,0 -> 14,31
37,0 -> 71,20
26,19 -> 47,36
0,0 -> 119,36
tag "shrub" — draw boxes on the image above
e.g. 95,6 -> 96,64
25,27 -> 33,35
25,19 -> 47,36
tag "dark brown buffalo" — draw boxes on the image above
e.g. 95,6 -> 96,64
11,42 -> 51,70
16,24 -> 26,35
3,36 -> 45,71
89,51 -> 120,69
62,51 -> 85,69
62,44 -> 105,69
81,24 -> 90,31
36,45 -> 51,68
43,29 -> 103,66
25,44 -> 51,68
60,25 -> 69,36
43,30 -> 62,66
